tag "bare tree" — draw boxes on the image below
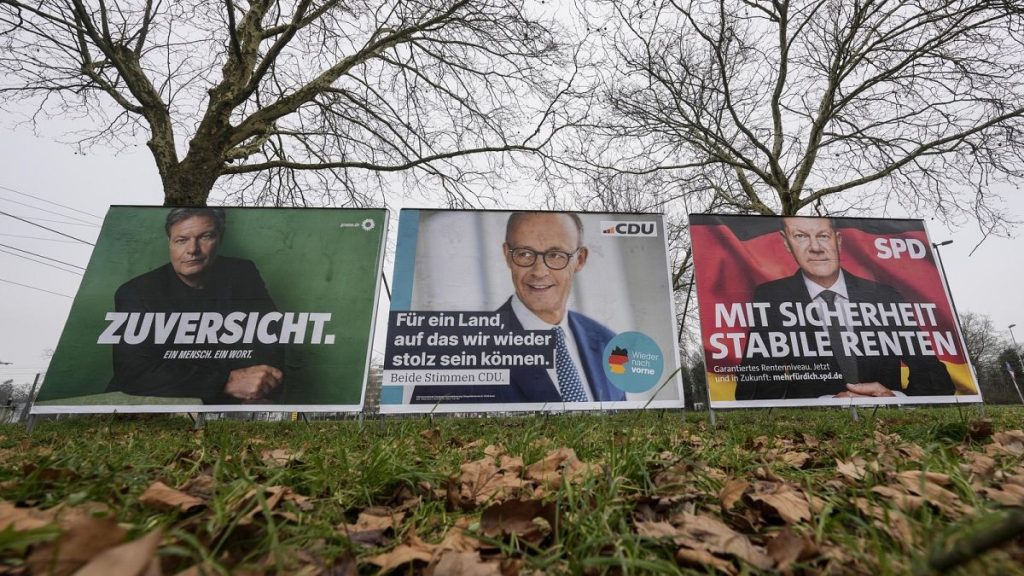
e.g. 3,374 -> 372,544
959,310 -> 1004,369
0,1 -> 574,207
565,0 -> 1024,236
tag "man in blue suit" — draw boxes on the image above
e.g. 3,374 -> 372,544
411,211 -> 625,404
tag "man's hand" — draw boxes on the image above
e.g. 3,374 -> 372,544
225,365 -> 283,401
833,382 -> 896,398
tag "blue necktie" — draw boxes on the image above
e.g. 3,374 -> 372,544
554,326 -> 588,402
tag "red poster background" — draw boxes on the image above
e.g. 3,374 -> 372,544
689,214 -> 977,403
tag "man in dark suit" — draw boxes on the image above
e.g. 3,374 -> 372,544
105,208 -> 285,404
412,212 -> 625,403
734,216 -> 954,400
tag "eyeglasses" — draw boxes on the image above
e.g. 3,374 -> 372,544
507,246 -> 581,270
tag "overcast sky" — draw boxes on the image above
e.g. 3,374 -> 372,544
1,125 -> 1022,389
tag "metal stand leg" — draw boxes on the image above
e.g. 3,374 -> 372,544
193,413 -> 205,430
850,406 -> 859,422
708,408 -> 717,427
25,414 -> 37,434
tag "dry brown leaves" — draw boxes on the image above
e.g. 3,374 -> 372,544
1,499 -> 162,576
365,531 -> 514,576
448,446 -> 597,509
636,513 -> 773,573
139,481 -> 205,514
260,447 -> 304,467
987,430 -> 1024,457
854,496 -> 915,550
340,506 -> 407,548
480,498 -> 557,545
238,485 -> 313,525
892,470 -> 970,517
717,478 -> 812,525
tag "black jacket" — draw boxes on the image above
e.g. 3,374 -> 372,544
734,270 -> 954,400
105,256 -> 284,403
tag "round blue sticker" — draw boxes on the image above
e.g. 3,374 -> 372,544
602,332 -> 664,393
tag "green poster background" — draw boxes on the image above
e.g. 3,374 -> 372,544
37,206 -> 385,408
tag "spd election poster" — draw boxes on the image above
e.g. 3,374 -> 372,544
381,209 -> 685,414
689,214 -> 980,408
33,206 -> 387,414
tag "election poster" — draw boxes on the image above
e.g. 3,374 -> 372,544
688,214 -> 981,408
33,206 -> 387,413
381,209 -> 685,414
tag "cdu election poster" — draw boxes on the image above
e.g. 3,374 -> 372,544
689,214 -> 981,408
381,209 -> 685,414
33,206 -> 387,414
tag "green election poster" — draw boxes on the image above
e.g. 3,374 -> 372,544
34,206 -> 386,413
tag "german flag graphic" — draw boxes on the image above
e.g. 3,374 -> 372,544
608,346 -> 629,374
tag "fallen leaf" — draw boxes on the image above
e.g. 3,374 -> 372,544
260,448 -> 303,467
428,551 -> 502,576
747,482 -> 812,524
640,513 -> 773,570
0,500 -> 59,531
341,507 -> 405,547
674,513 -> 773,570
961,452 -> 997,483
836,458 -> 867,481
179,474 -> 216,501
801,433 -> 820,448
780,451 -> 812,469
420,428 -> 441,444
870,485 -> 926,513
979,484 -> 1024,507
896,443 -> 926,461
139,481 -> 205,514
347,507 -> 405,532
437,517 -> 485,553
455,455 -> 524,507
26,515 -> 126,576
1005,472 -> 1024,487
853,498 -> 914,550
525,447 -> 595,489
988,430 -> 1024,457
720,479 -> 749,512
365,535 -> 435,574
634,520 -> 679,539
675,548 -> 737,575
238,485 -> 308,525
480,499 -> 556,544
766,527 -> 818,570
74,528 -> 163,576
893,471 -> 966,517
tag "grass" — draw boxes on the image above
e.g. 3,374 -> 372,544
1,406 -> 1023,574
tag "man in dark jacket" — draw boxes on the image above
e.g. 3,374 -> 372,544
734,217 -> 953,400
412,212 -> 625,404
105,208 -> 284,403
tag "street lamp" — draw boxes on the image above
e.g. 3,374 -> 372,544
932,240 -> 965,340
1010,324 -> 1024,371
1006,324 -> 1024,404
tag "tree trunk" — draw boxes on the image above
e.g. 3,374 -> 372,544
160,154 -> 225,207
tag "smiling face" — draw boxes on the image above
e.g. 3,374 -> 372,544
168,215 -> 221,288
781,217 -> 841,288
503,213 -> 588,325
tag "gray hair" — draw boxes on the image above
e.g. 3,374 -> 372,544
505,212 -> 584,247
165,207 -> 226,237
